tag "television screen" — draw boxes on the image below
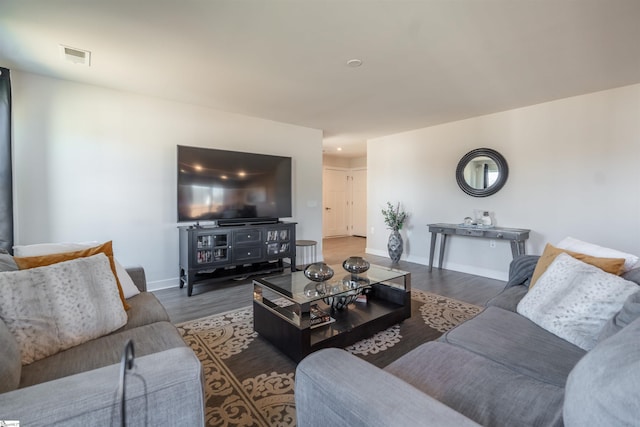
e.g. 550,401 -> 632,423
177,145 -> 292,224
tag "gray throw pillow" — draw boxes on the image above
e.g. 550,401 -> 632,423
597,290 -> 640,342
622,267 -> 640,285
0,251 -> 18,272
0,319 -> 21,392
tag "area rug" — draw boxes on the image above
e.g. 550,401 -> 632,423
177,289 -> 482,427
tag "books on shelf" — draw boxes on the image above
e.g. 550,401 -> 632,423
310,304 -> 335,329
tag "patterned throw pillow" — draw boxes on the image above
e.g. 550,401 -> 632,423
0,254 -> 128,365
557,236 -> 639,272
517,253 -> 639,351
13,241 -> 140,299
13,241 -> 131,310
529,243 -> 625,288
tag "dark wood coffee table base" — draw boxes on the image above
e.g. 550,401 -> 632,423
253,283 -> 411,363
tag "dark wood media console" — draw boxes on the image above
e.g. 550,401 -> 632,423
178,221 -> 296,296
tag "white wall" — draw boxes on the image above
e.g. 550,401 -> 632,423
11,71 -> 324,290
367,84 -> 640,280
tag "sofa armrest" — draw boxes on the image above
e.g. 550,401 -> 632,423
295,348 -> 480,427
0,347 -> 204,427
125,265 -> 147,292
505,255 -> 539,289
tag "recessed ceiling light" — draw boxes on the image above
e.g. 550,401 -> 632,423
346,59 -> 362,68
337,147 -> 343,151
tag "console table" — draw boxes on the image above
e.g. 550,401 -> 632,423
427,223 -> 530,272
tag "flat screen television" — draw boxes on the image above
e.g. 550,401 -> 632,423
177,145 -> 292,225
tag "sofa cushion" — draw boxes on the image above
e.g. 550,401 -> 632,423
485,285 -> 528,312
518,253 -> 639,350
557,236 -> 639,272
14,241 -> 140,299
0,319 -> 21,393
441,306 -> 586,386
530,243 -> 625,287
19,321 -> 187,387
118,291 -> 170,331
0,254 -> 128,365
385,341 -> 564,427
564,317 -> 640,426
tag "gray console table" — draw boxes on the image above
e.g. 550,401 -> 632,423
427,223 -> 530,272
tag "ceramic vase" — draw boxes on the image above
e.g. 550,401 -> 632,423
387,230 -> 403,263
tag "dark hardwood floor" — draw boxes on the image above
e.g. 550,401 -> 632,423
154,236 -> 506,324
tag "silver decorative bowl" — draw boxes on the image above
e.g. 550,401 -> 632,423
322,276 -> 369,311
342,256 -> 370,274
303,262 -> 334,282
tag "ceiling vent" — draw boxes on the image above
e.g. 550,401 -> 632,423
59,45 -> 91,66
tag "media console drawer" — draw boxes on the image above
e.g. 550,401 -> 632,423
234,229 -> 262,244
234,246 -> 263,262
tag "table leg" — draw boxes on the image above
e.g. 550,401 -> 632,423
510,241 -> 517,258
428,232 -> 437,272
517,241 -> 526,256
438,234 -> 447,269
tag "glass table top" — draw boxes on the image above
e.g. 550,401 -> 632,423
255,264 -> 409,305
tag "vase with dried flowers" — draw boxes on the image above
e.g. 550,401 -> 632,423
381,202 -> 408,263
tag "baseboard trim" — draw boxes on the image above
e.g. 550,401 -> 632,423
365,248 -> 507,281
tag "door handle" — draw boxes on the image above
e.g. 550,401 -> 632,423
325,207 -> 331,210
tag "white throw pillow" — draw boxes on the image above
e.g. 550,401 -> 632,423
517,253 -> 639,351
556,237 -> 639,272
0,254 -> 128,365
13,241 -> 140,298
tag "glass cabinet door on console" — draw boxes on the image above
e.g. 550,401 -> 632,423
194,232 -> 229,265
266,227 -> 291,257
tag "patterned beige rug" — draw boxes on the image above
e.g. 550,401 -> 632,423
177,289 -> 482,427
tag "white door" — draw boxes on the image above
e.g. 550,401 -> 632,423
323,168 -> 349,237
351,169 -> 367,237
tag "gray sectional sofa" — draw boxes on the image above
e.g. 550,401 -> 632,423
295,255 -> 640,426
0,266 -> 204,427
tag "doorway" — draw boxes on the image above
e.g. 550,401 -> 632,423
322,168 -> 348,237
350,168 -> 367,237
322,167 -> 367,238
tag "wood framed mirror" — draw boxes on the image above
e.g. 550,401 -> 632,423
456,148 -> 508,197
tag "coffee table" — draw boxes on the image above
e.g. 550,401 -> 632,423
253,264 -> 411,362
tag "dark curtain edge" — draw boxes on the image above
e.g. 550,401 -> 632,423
0,67 -> 13,254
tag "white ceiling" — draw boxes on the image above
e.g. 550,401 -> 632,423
1,0 -> 639,158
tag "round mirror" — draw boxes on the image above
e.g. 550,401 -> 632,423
456,148 -> 508,197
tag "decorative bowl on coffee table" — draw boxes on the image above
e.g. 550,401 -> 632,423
303,262 -> 334,282
342,256 -> 370,275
